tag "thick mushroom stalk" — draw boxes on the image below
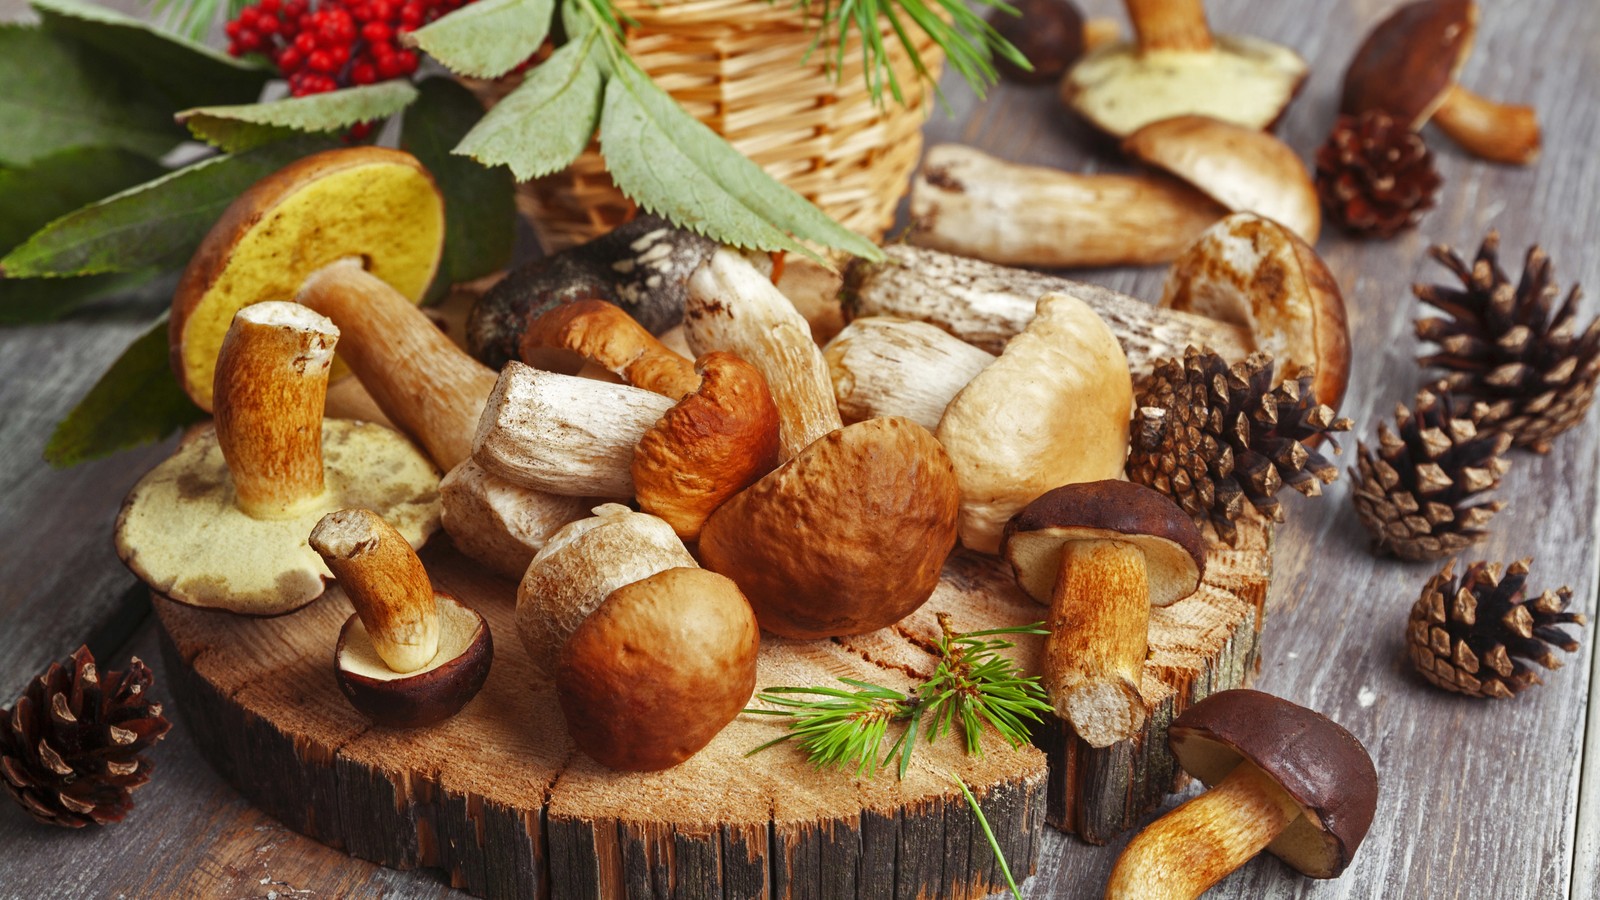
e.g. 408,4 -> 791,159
1047,540 -> 1150,744
519,298 -> 700,400
1126,0 -> 1211,52
1431,84 -> 1541,166
823,317 -> 995,430
311,508 -> 439,674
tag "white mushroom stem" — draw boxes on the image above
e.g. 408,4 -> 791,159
310,508 -> 439,674
1126,0 -> 1213,52
686,248 -> 842,461
823,318 -> 995,431
1105,760 -> 1302,899
439,459 -> 591,581
1047,539 -> 1151,749
298,258 -> 499,471
212,302 -> 339,520
1432,83 -> 1542,165
910,145 -> 1224,269
474,362 -> 673,498
845,244 -> 1252,371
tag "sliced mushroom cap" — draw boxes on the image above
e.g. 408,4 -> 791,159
335,590 -> 493,728
1170,689 -> 1379,878
1161,213 -> 1352,412
1340,0 -> 1473,130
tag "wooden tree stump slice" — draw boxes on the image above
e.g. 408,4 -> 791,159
156,517 -> 1269,897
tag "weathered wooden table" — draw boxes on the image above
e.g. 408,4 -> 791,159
2,0 -> 1596,896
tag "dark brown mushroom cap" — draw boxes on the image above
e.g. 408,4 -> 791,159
335,591 -> 493,728
1170,689 -> 1379,879
1340,0 -> 1477,129
1001,480 -> 1205,607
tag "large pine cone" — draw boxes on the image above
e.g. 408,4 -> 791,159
1316,111 -> 1442,239
1408,559 -> 1585,699
1,647 -> 170,827
1128,347 -> 1351,545
1415,231 -> 1600,453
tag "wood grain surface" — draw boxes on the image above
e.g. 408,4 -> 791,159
2,0 -> 1598,898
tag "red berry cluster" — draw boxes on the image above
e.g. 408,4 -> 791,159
226,0 -> 469,97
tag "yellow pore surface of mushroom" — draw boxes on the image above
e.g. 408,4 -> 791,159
337,589 -> 483,682
174,157 -> 443,411
115,420 -> 441,615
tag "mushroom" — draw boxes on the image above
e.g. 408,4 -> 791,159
1341,0 -> 1540,165
1000,481 -> 1205,748
438,460 -> 592,580
1061,0 -> 1308,137
557,567 -> 759,771
1105,689 -> 1378,897
842,243 -> 1351,411
312,508 -> 492,728
517,297 -> 700,400
988,0 -> 1121,84
824,317 -> 995,430
936,292 -> 1133,554
115,302 -> 440,616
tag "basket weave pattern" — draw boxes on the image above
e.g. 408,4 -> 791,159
471,0 -> 943,252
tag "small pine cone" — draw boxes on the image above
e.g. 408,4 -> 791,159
1315,111 -> 1442,239
1128,347 -> 1352,545
1350,383 -> 1511,561
1407,559 -> 1586,698
1414,231 -> 1600,453
1,647 -> 170,827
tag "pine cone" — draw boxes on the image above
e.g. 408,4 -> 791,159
1127,347 -> 1351,546
1350,383 -> 1510,561
1,646 -> 170,827
1315,111 -> 1442,239
1414,232 -> 1600,453
1407,559 -> 1585,699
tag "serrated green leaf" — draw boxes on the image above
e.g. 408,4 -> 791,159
410,0 -> 553,80
32,0 -> 271,109
453,37 -> 601,181
0,269 -> 162,325
599,60 -> 883,262
44,315 -> 206,467
178,81 -> 419,152
0,25 -> 184,167
2,136 -> 336,278
0,147 -> 166,255
402,78 -> 516,294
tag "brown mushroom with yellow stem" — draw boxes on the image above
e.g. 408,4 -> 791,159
1342,0 -> 1540,166
1001,481 -> 1205,748
312,508 -> 492,728
1061,0 -> 1308,137
115,302 -> 440,616
1106,689 -> 1378,897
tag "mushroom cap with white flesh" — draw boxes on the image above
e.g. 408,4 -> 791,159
515,504 -> 696,675
1123,115 -> 1320,245
439,459 -> 591,581
936,292 -> 1134,554
557,567 -> 759,771
115,303 -> 440,616
335,589 -> 493,729
1161,213 -> 1352,412
170,147 -> 444,412
698,417 -> 960,639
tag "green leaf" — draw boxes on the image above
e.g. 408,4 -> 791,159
410,0 -> 553,80
0,269 -> 161,325
598,60 -> 883,262
31,0 -> 271,109
453,36 -> 602,181
178,81 -> 419,152
2,135 -> 336,278
401,78 -> 516,294
0,147 -> 166,255
0,25 -> 184,167
44,315 -> 207,467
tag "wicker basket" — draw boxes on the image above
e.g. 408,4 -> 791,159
469,0 -> 943,253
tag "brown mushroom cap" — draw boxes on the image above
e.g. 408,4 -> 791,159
698,417 -> 960,639
335,591 -> 493,728
518,298 -> 701,401
1170,689 -> 1379,879
557,567 -> 759,771
632,352 -> 782,541
1001,481 -> 1205,607
1341,0 -> 1475,129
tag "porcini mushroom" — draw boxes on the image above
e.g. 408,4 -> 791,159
517,297 -> 700,400
1106,689 -> 1378,897
824,317 -> 996,430
313,508 -> 492,728
1001,481 -> 1205,747
115,302 -> 440,616
438,460 -> 591,580
1061,0 -> 1308,137
1341,0 -> 1540,165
